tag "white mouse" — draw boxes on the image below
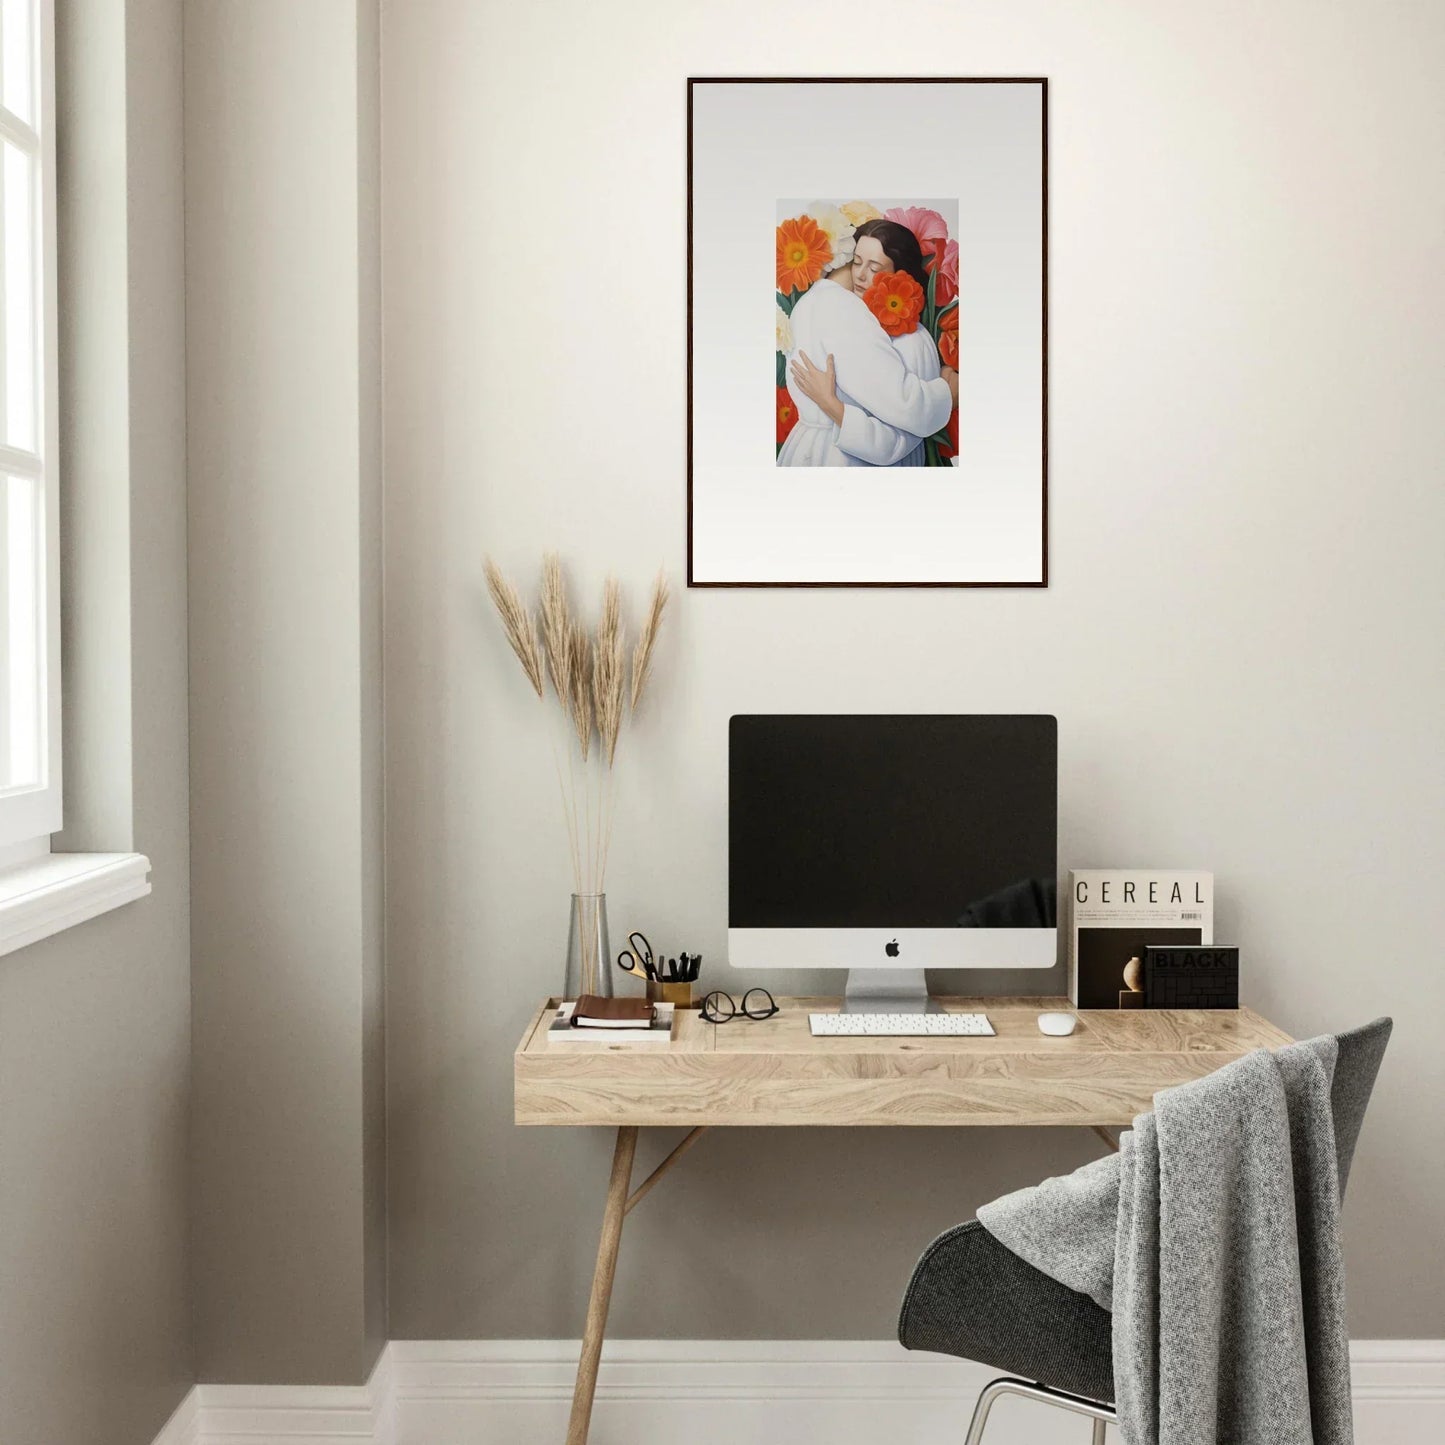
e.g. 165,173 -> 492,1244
1037,1011 -> 1078,1037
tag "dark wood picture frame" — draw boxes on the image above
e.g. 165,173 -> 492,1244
686,76 -> 1049,589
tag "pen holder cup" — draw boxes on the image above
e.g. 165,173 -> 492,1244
648,979 -> 693,1009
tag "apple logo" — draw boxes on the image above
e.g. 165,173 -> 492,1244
885,938 -> 900,957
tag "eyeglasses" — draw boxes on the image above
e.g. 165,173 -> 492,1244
700,988 -> 779,1023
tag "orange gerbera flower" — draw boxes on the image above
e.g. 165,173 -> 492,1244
863,271 -> 925,336
775,215 -> 832,293
776,386 -> 799,447
937,306 -> 960,369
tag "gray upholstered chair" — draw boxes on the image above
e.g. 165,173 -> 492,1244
898,1018 -> 1392,1443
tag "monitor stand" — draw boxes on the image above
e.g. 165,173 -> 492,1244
841,968 -> 939,1014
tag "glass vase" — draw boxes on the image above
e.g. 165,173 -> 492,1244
563,892 -> 612,1001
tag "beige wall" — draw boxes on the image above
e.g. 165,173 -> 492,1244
0,2 -> 193,1443
187,0 -> 386,1386
382,0 -> 1445,1341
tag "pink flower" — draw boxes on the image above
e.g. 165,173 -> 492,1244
884,206 -> 949,246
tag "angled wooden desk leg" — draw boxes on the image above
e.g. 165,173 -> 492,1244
566,1125 -> 638,1445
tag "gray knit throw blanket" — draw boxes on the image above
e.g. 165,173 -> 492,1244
978,1037 -> 1353,1445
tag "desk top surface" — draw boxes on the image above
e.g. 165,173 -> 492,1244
514,996 -> 1292,1128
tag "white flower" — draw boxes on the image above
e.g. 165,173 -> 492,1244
805,201 -> 857,274
775,302 -> 793,354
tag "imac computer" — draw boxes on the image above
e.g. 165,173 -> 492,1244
728,715 -> 1058,1013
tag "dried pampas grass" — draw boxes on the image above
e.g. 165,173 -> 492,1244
484,554 -> 669,894
630,571 -> 669,711
539,553 -> 572,704
566,622 -> 593,762
483,560 -> 543,699
592,579 -> 626,767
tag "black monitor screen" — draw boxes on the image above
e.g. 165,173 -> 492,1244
729,715 -> 1057,928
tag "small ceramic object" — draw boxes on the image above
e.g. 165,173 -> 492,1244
1122,956 -> 1144,993
1037,1011 -> 1078,1037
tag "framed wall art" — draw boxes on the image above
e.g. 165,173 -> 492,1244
687,78 -> 1047,587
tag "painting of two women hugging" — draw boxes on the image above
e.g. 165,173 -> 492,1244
775,200 -> 961,468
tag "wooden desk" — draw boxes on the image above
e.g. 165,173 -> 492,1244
515,996 -> 1292,1444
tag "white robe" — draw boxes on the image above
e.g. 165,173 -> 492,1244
777,280 -> 952,468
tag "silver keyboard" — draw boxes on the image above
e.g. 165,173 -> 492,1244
809,1011 -> 995,1037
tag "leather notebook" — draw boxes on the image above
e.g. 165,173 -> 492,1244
572,995 -> 654,1028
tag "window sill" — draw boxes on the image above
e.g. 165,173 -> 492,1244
0,852 -> 152,959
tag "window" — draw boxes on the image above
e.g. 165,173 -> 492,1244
0,0 -> 148,953
0,0 -> 57,852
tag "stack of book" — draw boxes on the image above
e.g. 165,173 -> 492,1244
1068,869 -> 1214,1009
546,996 -> 676,1045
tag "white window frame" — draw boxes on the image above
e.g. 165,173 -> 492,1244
0,0 -> 60,853
0,0 -> 147,956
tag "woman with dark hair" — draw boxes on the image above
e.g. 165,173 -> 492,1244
851,218 -> 930,295
779,216 -> 954,468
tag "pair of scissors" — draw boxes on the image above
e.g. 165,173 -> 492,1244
616,931 -> 657,982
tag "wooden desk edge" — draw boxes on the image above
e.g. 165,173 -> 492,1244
515,998 -> 1294,1128
515,998 -> 555,1058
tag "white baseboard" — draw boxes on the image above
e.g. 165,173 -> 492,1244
150,1386 -> 200,1445
151,1338 -> 1445,1445
1348,1340 -> 1445,1445
149,1350 -> 390,1445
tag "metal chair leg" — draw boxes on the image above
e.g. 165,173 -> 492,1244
962,1379 -> 1011,1445
963,1376 -> 1117,1445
